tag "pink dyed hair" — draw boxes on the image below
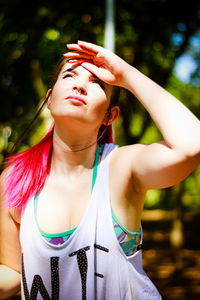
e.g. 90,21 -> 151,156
3,124 -> 113,209
3,125 -> 54,208
2,58 -> 119,209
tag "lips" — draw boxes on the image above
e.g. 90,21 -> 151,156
65,96 -> 86,105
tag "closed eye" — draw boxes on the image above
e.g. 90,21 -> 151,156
62,71 -> 105,89
91,78 -> 105,89
62,73 -> 74,79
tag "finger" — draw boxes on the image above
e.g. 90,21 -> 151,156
66,44 -> 83,51
63,52 -> 92,60
67,43 -> 96,56
81,62 -> 112,83
81,62 -> 101,76
66,59 -> 82,64
78,41 -> 100,54
66,59 -> 93,64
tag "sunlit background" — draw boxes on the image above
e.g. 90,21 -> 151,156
0,0 -> 200,299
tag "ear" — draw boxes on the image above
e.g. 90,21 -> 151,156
46,89 -> 52,109
103,106 -> 120,126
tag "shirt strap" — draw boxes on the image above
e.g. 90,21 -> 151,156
91,144 -> 104,192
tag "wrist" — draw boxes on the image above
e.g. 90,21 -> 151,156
120,65 -> 138,91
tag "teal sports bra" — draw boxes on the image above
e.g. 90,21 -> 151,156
34,144 -> 142,256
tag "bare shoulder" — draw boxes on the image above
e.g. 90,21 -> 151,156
111,144 -> 146,161
0,167 -> 10,206
0,167 -> 22,273
109,144 -> 147,193
0,167 -> 21,224
110,144 -> 146,173
110,140 -> 200,191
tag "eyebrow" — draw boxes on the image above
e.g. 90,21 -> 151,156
62,65 -> 106,87
62,67 -> 101,81
62,62 -> 84,74
62,67 -> 78,74
91,74 -> 106,85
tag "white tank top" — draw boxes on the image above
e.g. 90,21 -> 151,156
20,143 -> 162,300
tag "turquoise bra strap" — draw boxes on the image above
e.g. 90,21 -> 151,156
111,207 -> 140,236
91,144 -> 101,192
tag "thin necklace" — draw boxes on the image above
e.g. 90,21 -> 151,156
62,126 -> 108,153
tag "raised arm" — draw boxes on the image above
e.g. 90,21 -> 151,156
118,66 -> 200,189
64,41 -> 200,190
0,170 -> 21,299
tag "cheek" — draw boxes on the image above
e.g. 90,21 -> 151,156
52,81 -> 65,97
97,93 -> 111,117
91,86 -> 110,106
48,88 -> 62,113
49,82 -> 67,106
91,99 -> 109,122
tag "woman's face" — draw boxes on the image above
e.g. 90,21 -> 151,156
48,62 -> 113,129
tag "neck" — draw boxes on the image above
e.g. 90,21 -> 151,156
50,124 -> 99,175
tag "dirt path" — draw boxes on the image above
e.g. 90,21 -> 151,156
142,211 -> 200,300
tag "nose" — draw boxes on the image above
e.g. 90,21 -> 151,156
72,84 -> 87,95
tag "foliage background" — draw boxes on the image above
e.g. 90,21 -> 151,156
0,0 -> 200,298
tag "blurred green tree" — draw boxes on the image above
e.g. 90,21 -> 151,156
0,0 -> 199,214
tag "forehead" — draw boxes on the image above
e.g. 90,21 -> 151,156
59,61 -> 113,93
60,62 -> 93,76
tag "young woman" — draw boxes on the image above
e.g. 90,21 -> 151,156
0,41 -> 199,299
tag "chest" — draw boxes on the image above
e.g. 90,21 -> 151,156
36,171 -> 93,234
35,146 -> 145,236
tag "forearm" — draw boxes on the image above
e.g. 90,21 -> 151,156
123,66 -> 200,155
0,265 -> 21,299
